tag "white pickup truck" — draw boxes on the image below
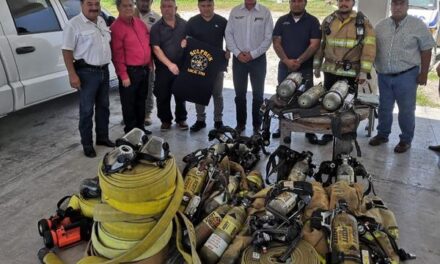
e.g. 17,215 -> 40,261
0,0 -> 116,117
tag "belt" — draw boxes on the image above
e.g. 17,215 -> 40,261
74,59 -> 109,70
126,65 -> 149,70
382,66 -> 417,77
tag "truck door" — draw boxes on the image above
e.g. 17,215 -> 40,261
0,55 -> 13,117
2,0 -> 70,106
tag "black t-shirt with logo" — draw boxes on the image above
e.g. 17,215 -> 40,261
185,14 -> 227,50
172,38 -> 227,106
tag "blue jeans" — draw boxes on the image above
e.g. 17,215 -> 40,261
377,66 -> 419,144
77,67 -> 110,146
232,54 -> 266,128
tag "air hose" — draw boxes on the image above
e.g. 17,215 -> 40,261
240,240 -> 324,264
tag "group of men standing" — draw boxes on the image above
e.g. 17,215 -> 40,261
62,0 -> 437,158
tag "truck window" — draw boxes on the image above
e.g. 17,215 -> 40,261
409,0 -> 437,9
7,0 -> 61,35
59,0 -> 81,20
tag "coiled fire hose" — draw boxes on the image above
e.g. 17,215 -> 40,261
75,157 -> 200,264
67,194 -> 99,219
240,240 -> 324,264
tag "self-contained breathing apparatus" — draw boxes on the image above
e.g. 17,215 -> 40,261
310,199 -> 416,264
265,146 -> 315,185
102,128 -> 171,173
249,181 -> 313,262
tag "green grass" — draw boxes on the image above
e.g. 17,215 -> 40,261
417,89 -> 440,107
428,70 -> 438,81
102,0 -> 334,18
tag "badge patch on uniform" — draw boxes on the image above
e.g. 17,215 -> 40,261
149,17 -> 156,23
255,17 -> 263,22
282,21 -> 291,25
235,16 -> 245,19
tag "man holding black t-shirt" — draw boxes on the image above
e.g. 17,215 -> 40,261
186,0 -> 229,132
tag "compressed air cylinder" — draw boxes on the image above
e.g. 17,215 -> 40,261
331,206 -> 361,264
218,215 -> 253,264
287,152 -> 312,182
298,83 -> 326,108
336,156 -> 355,183
322,80 -> 350,111
267,189 -> 298,216
192,204 -> 232,249
276,72 -> 303,100
180,167 -> 207,212
204,173 -> 240,214
200,205 -> 247,264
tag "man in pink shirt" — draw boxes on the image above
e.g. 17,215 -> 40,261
111,0 -> 152,134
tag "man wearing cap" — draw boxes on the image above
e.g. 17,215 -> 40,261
370,0 -> 435,153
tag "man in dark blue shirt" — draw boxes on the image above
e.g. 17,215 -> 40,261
185,0 -> 229,132
272,0 -> 321,140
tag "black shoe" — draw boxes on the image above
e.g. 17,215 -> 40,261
272,129 -> 280,139
190,121 -> 206,132
141,128 -> 152,135
96,139 -> 115,148
429,145 -> 440,152
214,121 -> 224,129
369,135 -> 389,146
394,141 -> 411,153
83,145 -> 96,158
305,133 -> 318,144
318,134 -> 333,145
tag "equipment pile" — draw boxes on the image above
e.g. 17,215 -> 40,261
37,128 -> 415,264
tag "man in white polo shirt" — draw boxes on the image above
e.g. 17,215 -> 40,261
225,0 -> 273,135
62,0 -> 114,158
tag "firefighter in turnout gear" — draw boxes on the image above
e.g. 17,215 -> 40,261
312,0 -> 376,144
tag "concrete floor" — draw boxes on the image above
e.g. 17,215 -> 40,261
0,86 -> 439,263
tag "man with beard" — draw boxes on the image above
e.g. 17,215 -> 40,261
62,0 -> 114,157
135,0 -> 160,126
371,0 -> 435,153
272,0 -> 321,139
313,0 -> 376,145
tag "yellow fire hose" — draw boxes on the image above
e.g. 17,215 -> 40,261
240,240 -> 325,264
69,157 -> 199,264
68,194 -> 100,219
